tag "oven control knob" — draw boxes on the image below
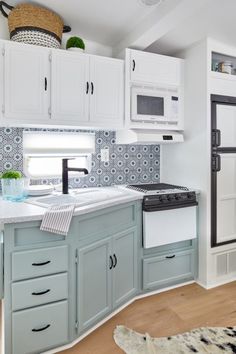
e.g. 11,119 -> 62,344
167,194 -> 174,201
162,195 -> 168,203
175,194 -> 181,200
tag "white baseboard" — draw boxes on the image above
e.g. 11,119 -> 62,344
197,277 -> 236,290
43,280 -> 195,354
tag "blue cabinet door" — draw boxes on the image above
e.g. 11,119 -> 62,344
0,232 -> 3,299
78,238 -> 112,332
112,228 -> 138,308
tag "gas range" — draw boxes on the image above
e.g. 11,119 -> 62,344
126,183 -> 197,211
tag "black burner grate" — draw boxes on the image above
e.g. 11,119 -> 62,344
126,183 -> 188,193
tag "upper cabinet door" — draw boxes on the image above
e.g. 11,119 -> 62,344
0,42 -> 3,121
130,49 -> 182,86
51,51 -> 90,123
89,56 -> 124,128
4,43 -> 50,121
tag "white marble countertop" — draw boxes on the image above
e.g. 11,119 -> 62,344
0,187 -> 143,225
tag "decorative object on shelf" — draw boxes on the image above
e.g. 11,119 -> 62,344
66,36 -> 85,52
0,1 -> 71,48
114,325 -> 236,354
217,61 -> 233,74
0,170 -> 28,201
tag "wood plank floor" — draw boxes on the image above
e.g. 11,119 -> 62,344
1,282 -> 236,354
60,282 -> 236,354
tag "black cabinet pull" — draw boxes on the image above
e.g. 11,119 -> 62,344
32,289 -> 50,296
32,260 -> 51,267
113,254 -> 117,268
32,324 -> 51,332
166,255 -> 175,259
132,59 -> 136,71
91,82 -> 94,95
44,77 -> 47,91
86,81 -> 89,94
109,255 -> 113,270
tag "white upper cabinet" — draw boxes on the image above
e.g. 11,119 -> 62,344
129,49 -> 182,86
0,40 -> 124,129
51,51 -> 90,123
89,56 -> 124,128
4,42 -> 50,121
0,42 -> 3,121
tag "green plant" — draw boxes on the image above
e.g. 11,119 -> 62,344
66,36 -> 85,50
1,170 -> 22,179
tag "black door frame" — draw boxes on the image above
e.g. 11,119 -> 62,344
211,94 -> 236,247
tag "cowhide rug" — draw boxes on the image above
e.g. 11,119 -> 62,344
114,325 -> 236,353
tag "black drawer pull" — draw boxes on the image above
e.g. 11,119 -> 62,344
166,255 -> 176,259
109,255 -> 113,270
113,254 -> 117,268
32,324 -> 51,332
32,261 -> 51,267
32,289 -> 51,296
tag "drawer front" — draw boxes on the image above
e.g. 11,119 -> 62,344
12,245 -> 68,281
77,203 -> 137,240
12,273 -> 68,311
12,301 -> 68,354
143,250 -> 195,290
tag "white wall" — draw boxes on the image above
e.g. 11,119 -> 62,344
0,20 -> 10,40
0,21 -> 112,57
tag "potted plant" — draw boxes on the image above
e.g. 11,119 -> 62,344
66,36 -> 85,52
1,170 -> 27,201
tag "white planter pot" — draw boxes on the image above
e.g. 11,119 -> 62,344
67,47 -> 85,53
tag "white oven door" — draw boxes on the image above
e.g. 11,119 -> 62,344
143,206 -> 197,248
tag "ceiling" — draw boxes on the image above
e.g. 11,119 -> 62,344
147,0 -> 236,55
11,0 -> 166,46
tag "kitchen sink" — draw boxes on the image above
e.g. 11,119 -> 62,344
25,188 -> 127,208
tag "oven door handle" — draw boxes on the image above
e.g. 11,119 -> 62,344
143,201 -> 198,212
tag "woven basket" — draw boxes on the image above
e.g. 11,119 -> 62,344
0,1 -> 71,48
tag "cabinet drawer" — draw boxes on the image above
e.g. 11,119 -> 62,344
12,300 -> 68,354
143,250 -> 195,290
12,245 -> 68,281
12,273 -> 68,310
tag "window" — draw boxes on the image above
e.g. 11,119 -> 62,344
23,131 -> 95,179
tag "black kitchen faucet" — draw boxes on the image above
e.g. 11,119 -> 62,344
62,158 -> 89,194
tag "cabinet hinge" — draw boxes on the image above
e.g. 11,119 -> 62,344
75,321 -> 79,330
2,48 -> 5,56
49,53 -> 52,62
48,107 -> 51,115
2,105 -> 5,114
75,255 -> 78,264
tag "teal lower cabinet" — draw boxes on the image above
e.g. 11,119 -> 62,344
78,228 -> 138,332
142,239 -> 197,291
2,201 -> 198,354
12,301 -> 69,354
78,238 -> 113,332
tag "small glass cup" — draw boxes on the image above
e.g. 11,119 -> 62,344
1,178 -> 29,202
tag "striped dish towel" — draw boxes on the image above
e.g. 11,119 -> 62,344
40,204 -> 75,236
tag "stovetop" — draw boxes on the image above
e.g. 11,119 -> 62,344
126,183 -> 189,195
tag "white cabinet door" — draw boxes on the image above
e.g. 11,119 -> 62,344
0,41 -> 3,122
89,56 -> 124,128
51,51 -> 90,123
130,49 -> 182,86
4,43 -> 50,121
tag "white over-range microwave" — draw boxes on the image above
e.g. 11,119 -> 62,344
131,85 -> 180,124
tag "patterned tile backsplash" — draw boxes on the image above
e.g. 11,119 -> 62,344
0,127 -> 160,188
